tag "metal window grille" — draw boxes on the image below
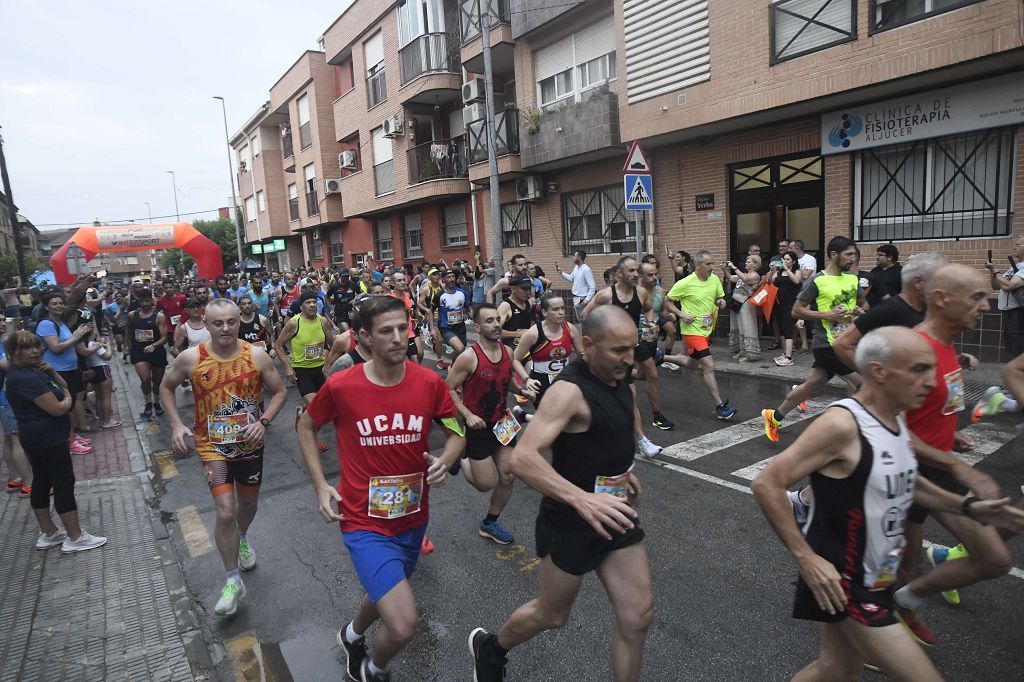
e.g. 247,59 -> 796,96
563,185 -> 646,254
869,0 -> 984,35
770,0 -> 856,64
501,203 -> 532,248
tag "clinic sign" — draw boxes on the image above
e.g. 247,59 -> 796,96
95,225 -> 178,249
821,72 -> 1024,155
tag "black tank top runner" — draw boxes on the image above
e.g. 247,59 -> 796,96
130,309 -> 160,353
239,315 -> 267,345
610,285 -> 642,328
501,296 -> 534,347
540,359 -> 636,531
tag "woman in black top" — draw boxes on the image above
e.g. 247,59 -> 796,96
768,251 -> 804,366
4,331 -> 106,553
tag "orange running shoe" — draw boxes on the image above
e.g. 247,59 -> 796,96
762,409 -> 780,442
420,535 -> 435,555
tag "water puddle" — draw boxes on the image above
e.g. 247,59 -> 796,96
226,630 -> 343,682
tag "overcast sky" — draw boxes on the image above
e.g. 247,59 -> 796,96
0,0 -> 350,231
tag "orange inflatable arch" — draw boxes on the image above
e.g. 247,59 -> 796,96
50,223 -> 223,284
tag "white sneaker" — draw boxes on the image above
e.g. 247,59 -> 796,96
773,355 -> 793,367
35,529 -> 67,550
662,361 -> 680,371
61,531 -> 107,553
637,437 -> 662,458
214,579 -> 246,616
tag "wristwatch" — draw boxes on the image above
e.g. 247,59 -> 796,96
260,417 -> 271,428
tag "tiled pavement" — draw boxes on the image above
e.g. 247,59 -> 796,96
0,363 -> 202,681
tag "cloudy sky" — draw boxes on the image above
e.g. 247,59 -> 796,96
0,0 -> 350,231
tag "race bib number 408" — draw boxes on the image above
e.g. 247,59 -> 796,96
368,473 -> 423,519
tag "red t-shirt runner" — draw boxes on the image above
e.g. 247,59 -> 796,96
156,293 -> 187,328
906,330 -> 963,452
305,361 -> 457,535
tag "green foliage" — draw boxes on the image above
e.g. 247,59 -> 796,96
0,253 -> 48,287
157,218 -> 239,272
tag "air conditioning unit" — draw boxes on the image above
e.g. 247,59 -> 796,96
324,178 -> 342,195
516,176 -> 544,201
382,116 -> 404,138
463,77 -> 486,104
338,150 -> 357,170
464,103 -> 486,123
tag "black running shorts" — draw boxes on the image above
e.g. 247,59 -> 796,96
812,346 -> 854,379
463,423 -> 506,461
535,514 -> 645,576
792,576 -> 897,627
294,366 -> 326,396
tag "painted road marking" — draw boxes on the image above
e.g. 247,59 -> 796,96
153,450 -> 178,479
659,400 -> 828,462
225,633 -> 276,682
176,505 -> 213,558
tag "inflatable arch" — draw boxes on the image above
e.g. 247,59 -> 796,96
50,223 -> 223,284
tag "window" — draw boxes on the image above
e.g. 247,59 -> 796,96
770,0 -> 856,64
578,53 -> 615,92
535,16 -> 616,108
365,31 -> 387,108
329,229 -> 345,264
404,213 -> 423,259
539,69 -> 574,107
297,94 -> 312,149
245,196 -> 256,223
239,144 -> 250,172
311,231 -> 323,260
251,133 -> 261,157
373,126 -> 395,195
563,185 -> 646,254
376,219 -> 394,260
501,203 -> 532,248
854,127 -> 1016,241
304,163 -> 319,216
288,183 -> 299,221
623,0 -> 709,104
443,203 -> 469,248
257,190 -> 266,212
870,0 -> 983,34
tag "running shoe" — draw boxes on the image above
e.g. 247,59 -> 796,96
61,531 -> 107,553
511,405 -> 528,423
787,489 -> 809,526
927,544 -> 967,606
637,436 -> 662,458
7,478 -> 23,493
652,412 -> 675,430
35,529 -> 67,550
213,579 -> 246,616
19,484 -> 31,498
420,535 -> 435,555
971,386 -> 1006,424
895,605 -> 935,647
140,403 -> 154,420
436,359 -> 447,370
337,624 -> 367,682
469,627 -> 507,682
74,434 -> 92,445
793,385 -> 807,414
773,355 -> 793,367
513,393 -> 528,405
70,440 -> 94,456
761,409 -> 780,442
360,659 -> 391,682
662,361 -> 680,371
716,401 -> 737,421
238,538 -> 256,571
479,518 -> 514,545
654,348 -> 665,366
154,402 -> 165,417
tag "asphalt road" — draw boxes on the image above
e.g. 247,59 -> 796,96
139,357 -> 1024,681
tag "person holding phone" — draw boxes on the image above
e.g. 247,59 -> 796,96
986,236 -> 1024,358
35,291 -> 93,455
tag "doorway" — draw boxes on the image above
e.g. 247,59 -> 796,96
729,152 -> 824,268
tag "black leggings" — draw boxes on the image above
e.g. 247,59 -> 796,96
776,297 -> 797,341
25,443 -> 77,514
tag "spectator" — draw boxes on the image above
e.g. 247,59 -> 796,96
987,236 -> 1024,358
768,251 -> 803,366
555,249 -> 596,321
35,292 -> 93,454
868,244 -> 902,307
724,255 -> 762,362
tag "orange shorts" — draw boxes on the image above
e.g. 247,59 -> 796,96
682,334 -> 712,358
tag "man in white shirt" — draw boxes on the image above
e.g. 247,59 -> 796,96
792,240 -> 818,353
555,250 -> 596,323
987,235 -> 1024,358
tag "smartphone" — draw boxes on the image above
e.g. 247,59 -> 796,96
96,269 -> 108,278
987,250 -> 992,263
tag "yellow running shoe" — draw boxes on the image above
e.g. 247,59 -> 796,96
762,409 -> 780,442
927,543 -> 968,606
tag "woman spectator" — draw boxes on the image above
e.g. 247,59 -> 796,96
668,248 -> 696,282
82,328 -> 118,429
35,291 -> 93,454
5,330 -> 106,552
725,255 -> 762,362
768,251 -> 803,367
0,317 -> 33,497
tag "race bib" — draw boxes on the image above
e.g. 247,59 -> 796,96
304,344 -> 324,361
942,368 -> 965,415
134,329 -> 154,342
639,320 -> 657,343
447,308 -> 465,325
367,473 -> 423,519
871,544 -> 905,589
700,314 -> 713,329
594,472 -> 630,500
207,413 -> 253,446
170,315 -> 181,326
492,408 -> 522,446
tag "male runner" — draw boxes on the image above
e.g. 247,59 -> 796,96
470,306 -> 651,682
496,273 -> 535,350
297,295 -> 465,682
762,236 -> 864,442
277,271 -> 302,323
238,294 -> 274,353
160,299 -> 288,616
328,269 -> 356,331
390,273 -> 422,362
487,253 -> 529,304
210,276 -> 235,302
126,288 -> 169,420
434,269 -> 471,356
446,303 -> 538,546
156,279 -> 186,331
582,257 -> 664,457
171,298 -> 210,358
660,250 -> 736,421
275,291 -> 335,452
416,268 -> 445,369
753,326 -> 1024,680
637,261 -> 674,429
512,291 -> 583,411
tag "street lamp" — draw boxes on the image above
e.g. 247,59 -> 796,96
166,170 -> 180,221
213,96 -> 245,271
144,202 -> 152,222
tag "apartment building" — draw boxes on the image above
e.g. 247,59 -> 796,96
0,192 -> 43,263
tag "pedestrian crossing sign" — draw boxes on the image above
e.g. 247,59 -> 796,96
624,173 -> 653,210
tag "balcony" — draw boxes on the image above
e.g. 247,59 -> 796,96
520,87 -> 620,169
460,0 -> 509,44
407,137 -> 468,185
375,160 -> 396,196
288,197 -> 300,221
282,132 -> 294,159
460,0 -> 515,73
306,189 -> 320,217
467,107 -> 520,163
400,33 -> 460,85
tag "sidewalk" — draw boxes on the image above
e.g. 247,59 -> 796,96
0,361 -> 208,681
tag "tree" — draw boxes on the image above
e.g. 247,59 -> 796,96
0,253 -> 48,287
156,218 -> 238,273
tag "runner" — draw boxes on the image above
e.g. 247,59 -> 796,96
660,250 -> 737,421
390,273 -> 423,363
512,291 -> 583,416
470,305 -> 651,682
156,279 -> 186,333
296,295 -> 465,682
210,276 -> 235,302
238,294 -> 274,354
125,288 -> 169,420
496,273 -> 535,350
417,268 -> 445,369
277,271 -> 302,324
446,303 -> 539,546
434,269 -> 471,357
762,236 -> 864,442
752,326 -> 1024,680
487,253 -> 530,304
160,299 -> 288,617
171,299 -> 211,357
637,261 -> 674,430
274,291 -> 335,453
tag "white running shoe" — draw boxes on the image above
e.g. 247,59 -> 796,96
35,529 -> 67,550
214,579 -> 246,616
662,361 -> 680,371
773,355 -> 793,366
61,531 -> 107,553
637,437 -> 662,458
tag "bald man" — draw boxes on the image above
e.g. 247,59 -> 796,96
754,327 -> 1024,681
470,305 -> 653,682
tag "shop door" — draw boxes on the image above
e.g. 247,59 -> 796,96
729,153 -> 824,269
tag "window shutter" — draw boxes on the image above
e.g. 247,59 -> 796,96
372,127 -> 393,164
364,31 -> 384,72
534,35 -> 574,82
574,15 -> 614,65
624,0 -> 709,104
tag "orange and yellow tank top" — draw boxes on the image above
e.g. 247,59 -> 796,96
190,342 -> 264,462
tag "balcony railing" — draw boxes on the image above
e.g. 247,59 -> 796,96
367,68 -> 387,108
306,189 -> 320,217
770,0 -> 856,65
399,33 -> 459,84
467,107 -> 520,164
375,160 -> 396,195
407,136 -> 467,184
288,197 -> 300,221
299,121 -> 312,149
282,132 -> 294,159
459,0 -> 510,44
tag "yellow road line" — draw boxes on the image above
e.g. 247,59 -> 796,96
175,505 -> 212,558
153,450 -> 178,479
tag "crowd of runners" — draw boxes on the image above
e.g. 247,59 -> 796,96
5,239 -> 1024,681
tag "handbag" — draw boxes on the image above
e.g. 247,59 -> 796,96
748,282 -> 779,323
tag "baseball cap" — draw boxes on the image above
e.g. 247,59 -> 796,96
184,298 -> 201,308
510,273 -> 533,288
428,268 -> 440,276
